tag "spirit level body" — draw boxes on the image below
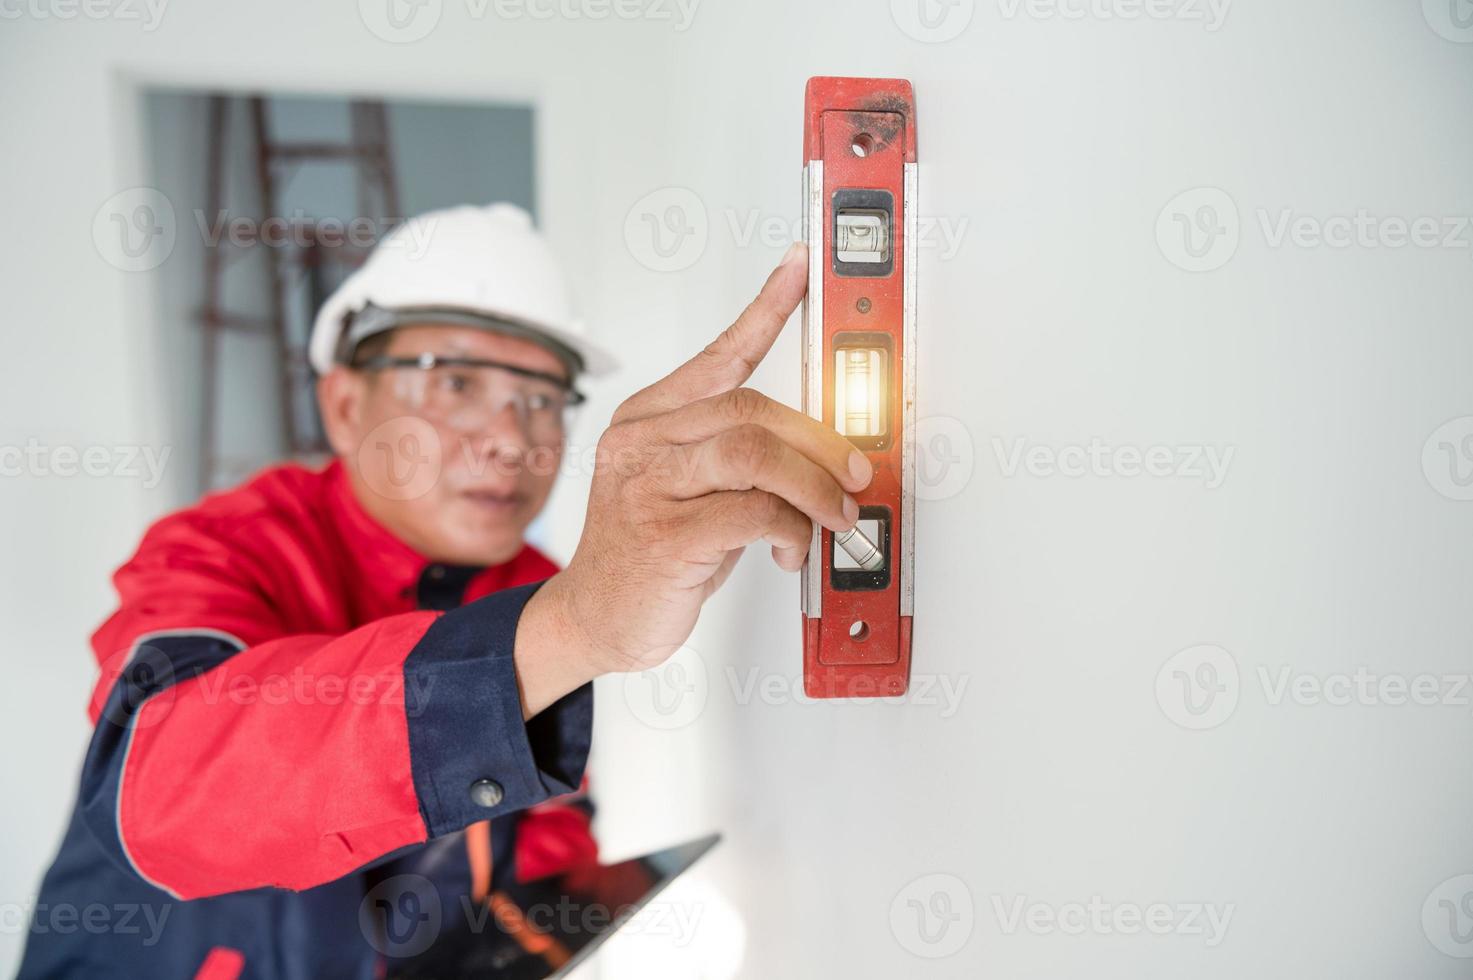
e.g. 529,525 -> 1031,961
800,76 -> 916,699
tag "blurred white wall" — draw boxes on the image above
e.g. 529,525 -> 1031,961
3,1 -> 1472,977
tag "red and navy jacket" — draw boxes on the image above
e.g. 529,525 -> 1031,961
19,461 -> 597,979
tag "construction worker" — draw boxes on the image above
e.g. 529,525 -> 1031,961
19,203 -> 871,978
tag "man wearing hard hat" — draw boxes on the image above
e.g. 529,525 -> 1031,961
19,203 -> 871,978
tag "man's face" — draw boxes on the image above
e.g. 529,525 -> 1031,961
319,323 -> 570,566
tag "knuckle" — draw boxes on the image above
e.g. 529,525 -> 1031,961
596,423 -> 646,476
609,399 -> 639,426
746,490 -> 782,528
813,424 -> 857,467
721,386 -> 768,424
721,423 -> 776,475
611,384 -> 657,425
596,423 -> 629,458
698,335 -> 727,362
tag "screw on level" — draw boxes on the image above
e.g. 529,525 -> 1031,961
856,297 -> 872,314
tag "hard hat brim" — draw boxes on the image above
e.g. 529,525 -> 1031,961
311,286 -> 618,380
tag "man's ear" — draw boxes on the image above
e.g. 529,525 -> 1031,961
316,367 -> 368,459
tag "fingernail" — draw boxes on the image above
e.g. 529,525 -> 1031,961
847,450 -> 873,488
842,494 -> 859,526
781,241 -> 807,267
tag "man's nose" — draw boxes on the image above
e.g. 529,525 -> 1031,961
468,402 -> 532,464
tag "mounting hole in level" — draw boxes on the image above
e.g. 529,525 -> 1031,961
851,133 -> 874,157
849,620 -> 870,641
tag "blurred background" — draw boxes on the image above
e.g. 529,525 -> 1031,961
2,0 -> 1472,977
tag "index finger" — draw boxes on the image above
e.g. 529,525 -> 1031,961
616,242 -> 808,422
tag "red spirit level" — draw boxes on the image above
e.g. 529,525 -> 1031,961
800,76 -> 917,699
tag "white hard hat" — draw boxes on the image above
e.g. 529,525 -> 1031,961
309,203 -> 616,378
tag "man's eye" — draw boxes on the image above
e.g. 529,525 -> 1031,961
527,392 -> 555,412
435,371 -> 474,395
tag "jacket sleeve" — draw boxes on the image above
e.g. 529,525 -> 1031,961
77,511 -> 592,901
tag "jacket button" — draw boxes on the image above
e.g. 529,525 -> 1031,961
469,779 -> 503,808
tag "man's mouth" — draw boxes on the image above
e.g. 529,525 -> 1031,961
459,488 -> 526,511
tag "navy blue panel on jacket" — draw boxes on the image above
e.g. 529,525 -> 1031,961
19,579 -> 594,979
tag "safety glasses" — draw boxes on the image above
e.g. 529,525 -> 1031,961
357,353 -> 584,443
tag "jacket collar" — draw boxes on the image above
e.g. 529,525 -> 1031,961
323,459 -> 456,602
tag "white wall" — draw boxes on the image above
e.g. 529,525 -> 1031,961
3,1 -> 1472,977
